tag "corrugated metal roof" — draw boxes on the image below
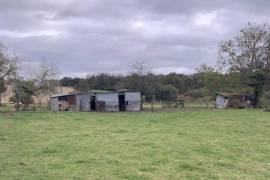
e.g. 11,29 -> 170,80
50,89 -> 140,98
50,92 -> 89,98
216,93 -> 255,98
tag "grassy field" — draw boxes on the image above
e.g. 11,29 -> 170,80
1,109 -> 270,179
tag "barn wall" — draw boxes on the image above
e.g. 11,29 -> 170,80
96,93 -> 119,111
67,95 -> 77,111
50,97 -> 59,111
76,94 -> 91,111
125,92 -> 141,111
228,95 -> 245,108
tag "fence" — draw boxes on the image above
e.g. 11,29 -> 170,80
142,94 -> 214,112
142,95 -> 183,111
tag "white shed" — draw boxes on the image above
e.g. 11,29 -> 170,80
215,95 -> 228,109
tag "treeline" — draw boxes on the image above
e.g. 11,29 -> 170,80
60,66 -> 270,103
61,72 -> 205,100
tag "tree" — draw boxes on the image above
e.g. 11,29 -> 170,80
14,62 -> 57,110
218,23 -> 270,73
0,43 -> 17,105
156,84 -> 178,101
0,80 -> 7,105
218,22 -> 270,106
35,62 -> 57,95
13,80 -> 35,110
126,61 -> 152,96
259,91 -> 270,110
160,73 -> 186,94
196,64 -> 224,98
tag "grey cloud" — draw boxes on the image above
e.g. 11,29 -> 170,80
0,0 -> 270,77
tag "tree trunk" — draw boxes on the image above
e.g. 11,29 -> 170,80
254,87 -> 261,108
16,92 -> 20,111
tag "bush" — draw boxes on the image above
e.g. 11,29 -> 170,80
185,88 -> 204,98
259,91 -> 270,111
156,84 -> 178,101
9,94 -> 34,107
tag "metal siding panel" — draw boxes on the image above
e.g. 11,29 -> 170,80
125,92 -> 141,111
126,101 -> 141,111
216,96 -> 226,109
125,92 -> 141,101
96,93 -> 119,111
78,94 -> 91,111
50,97 -> 59,111
96,93 -> 118,101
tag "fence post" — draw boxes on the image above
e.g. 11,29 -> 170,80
39,98 -> 42,108
151,95 -> 155,112
169,96 -> 172,108
15,91 -> 19,111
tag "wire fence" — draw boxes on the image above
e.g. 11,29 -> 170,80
142,94 -> 214,112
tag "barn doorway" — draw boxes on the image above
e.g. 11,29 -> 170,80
118,94 -> 126,111
90,96 -> 96,111
58,96 -> 69,111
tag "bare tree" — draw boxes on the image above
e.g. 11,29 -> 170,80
14,62 -> 57,110
128,61 -> 152,93
35,62 -> 57,95
0,43 -> 17,105
130,61 -> 151,77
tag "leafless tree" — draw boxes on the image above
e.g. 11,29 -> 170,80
35,62 -> 57,95
130,61 -> 151,77
14,62 -> 57,110
128,61 -> 151,91
0,43 -> 17,105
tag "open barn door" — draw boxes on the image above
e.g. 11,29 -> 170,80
90,96 -> 96,111
118,94 -> 126,111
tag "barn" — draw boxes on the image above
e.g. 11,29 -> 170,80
50,90 -> 141,112
215,93 -> 256,109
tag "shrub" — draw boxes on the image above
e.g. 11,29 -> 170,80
185,88 -> 204,98
259,91 -> 270,111
156,84 -> 178,101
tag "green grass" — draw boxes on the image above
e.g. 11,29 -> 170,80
0,109 -> 270,179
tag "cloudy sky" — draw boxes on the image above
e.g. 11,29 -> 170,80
1,0 -> 270,77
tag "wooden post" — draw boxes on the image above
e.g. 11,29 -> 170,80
140,93 -> 143,111
151,95 -> 155,112
15,91 -> 19,111
39,98 -> 42,108
169,96 -> 172,108
59,80 -> 63,94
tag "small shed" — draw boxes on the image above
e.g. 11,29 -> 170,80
215,93 -> 256,109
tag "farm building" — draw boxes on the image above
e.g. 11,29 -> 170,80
50,90 -> 141,112
215,93 -> 256,109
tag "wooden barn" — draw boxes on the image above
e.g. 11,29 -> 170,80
50,90 -> 141,112
215,93 -> 256,109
